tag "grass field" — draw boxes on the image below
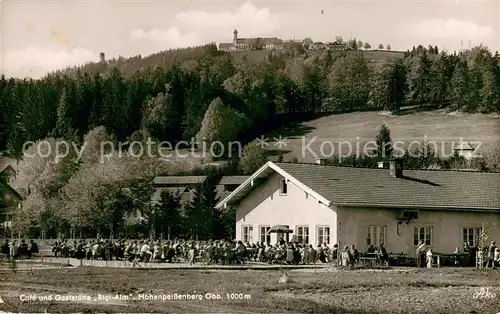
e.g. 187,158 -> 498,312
265,110 -> 500,162
0,266 -> 498,313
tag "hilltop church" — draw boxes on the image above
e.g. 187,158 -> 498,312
218,29 -> 290,51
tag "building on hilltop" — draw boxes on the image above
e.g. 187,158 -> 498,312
216,160 -> 500,256
310,41 -> 347,50
218,29 -> 286,51
326,41 -> 347,50
217,29 -> 346,52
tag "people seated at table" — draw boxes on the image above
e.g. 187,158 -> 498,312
340,245 -> 351,267
22,236 -> 500,268
17,239 -> 29,259
350,245 -> 359,265
367,244 -> 376,253
331,244 -> 338,264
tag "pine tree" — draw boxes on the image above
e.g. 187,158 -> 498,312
155,190 -> 183,239
88,72 -> 104,128
54,88 -> 77,140
450,61 -> 469,110
374,124 -> 393,159
387,58 -> 407,112
6,113 -> 26,164
479,67 -> 499,113
184,177 -> 221,240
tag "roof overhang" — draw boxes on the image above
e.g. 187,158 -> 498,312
336,203 -> 500,213
215,161 -> 332,209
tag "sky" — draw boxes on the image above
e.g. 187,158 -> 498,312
0,0 -> 498,79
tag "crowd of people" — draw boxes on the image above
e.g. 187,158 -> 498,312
3,237 -> 498,269
48,238 -> 347,265
415,240 -> 499,269
44,237 -> 388,266
0,239 -> 39,260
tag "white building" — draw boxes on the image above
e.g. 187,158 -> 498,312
453,142 -> 478,160
216,160 -> 500,256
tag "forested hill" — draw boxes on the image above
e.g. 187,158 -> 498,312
0,42 -> 499,158
53,43 -> 405,79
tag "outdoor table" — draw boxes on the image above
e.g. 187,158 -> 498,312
358,257 -> 380,267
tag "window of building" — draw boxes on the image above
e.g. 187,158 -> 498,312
414,226 -> 433,245
366,225 -> 386,246
279,178 -> 288,195
463,228 -> 481,247
259,225 -> 271,244
317,226 -> 330,245
242,225 -> 253,243
296,226 -> 309,244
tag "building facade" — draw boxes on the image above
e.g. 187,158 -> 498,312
453,142 -> 479,160
218,29 -> 295,51
216,161 -> 500,256
0,157 -> 21,231
217,30 -> 349,52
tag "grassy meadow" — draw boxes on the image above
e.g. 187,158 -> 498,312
265,110 -> 500,162
0,266 -> 498,313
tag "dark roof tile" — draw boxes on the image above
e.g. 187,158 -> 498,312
275,163 -> 500,210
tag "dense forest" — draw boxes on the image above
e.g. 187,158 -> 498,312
1,43 -> 500,157
2,42 -> 500,239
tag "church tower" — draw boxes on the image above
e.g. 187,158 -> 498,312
233,29 -> 238,45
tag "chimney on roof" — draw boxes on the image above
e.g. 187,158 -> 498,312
100,52 -> 105,62
389,158 -> 403,178
315,158 -> 328,165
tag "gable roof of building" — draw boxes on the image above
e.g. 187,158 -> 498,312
0,164 -> 15,175
216,162 -> 331,209
0,156 -> 17,173
0,180 -> 22,205
454,142 -> 475,151
216,162 -> 500,211
153,176 -> 207,185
